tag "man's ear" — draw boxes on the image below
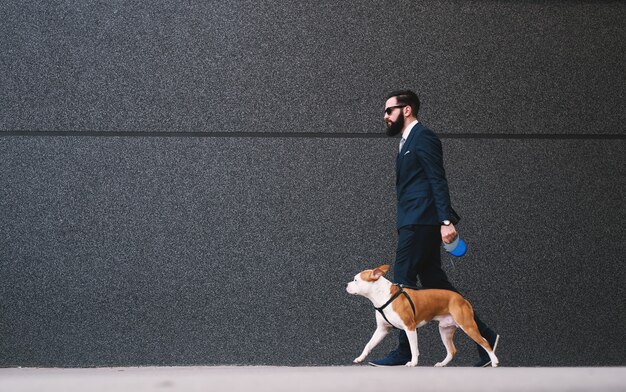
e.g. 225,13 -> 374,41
372,264 -> 390,280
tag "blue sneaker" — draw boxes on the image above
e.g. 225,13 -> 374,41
368,349 -> 412,367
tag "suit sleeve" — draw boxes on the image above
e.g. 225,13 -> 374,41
414,128 -> 453,222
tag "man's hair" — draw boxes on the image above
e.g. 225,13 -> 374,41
386,90 -> 420,117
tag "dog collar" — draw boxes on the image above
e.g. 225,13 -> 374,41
374,284 -> 418,328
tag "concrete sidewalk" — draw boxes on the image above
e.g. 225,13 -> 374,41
1,366 -> 625,392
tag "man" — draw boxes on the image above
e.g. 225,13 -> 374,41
369,90 -> 500,367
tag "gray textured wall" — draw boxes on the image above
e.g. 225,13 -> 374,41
1,1 -> 624,367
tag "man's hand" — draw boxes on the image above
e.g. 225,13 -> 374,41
441,223 -> 458,244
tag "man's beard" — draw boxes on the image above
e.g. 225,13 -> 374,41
385,115 -> 404,137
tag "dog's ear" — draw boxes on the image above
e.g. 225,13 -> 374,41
372,265 -> 390,280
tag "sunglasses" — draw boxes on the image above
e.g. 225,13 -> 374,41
384,105 -> 407,115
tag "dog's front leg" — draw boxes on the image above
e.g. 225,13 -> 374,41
354,324 -> 391,364
404,329 -> 419,367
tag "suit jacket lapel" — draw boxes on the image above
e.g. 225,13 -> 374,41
396,122 -> 420,180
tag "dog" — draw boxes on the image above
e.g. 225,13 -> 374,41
346,264 -> 499,367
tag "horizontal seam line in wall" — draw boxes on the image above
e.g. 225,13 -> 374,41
0,131 -> 624,139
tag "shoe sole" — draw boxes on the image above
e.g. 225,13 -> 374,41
368,362 -> 405,367
481,334 -> 501,368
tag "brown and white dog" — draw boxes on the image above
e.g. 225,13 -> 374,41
346,265 -> 499,367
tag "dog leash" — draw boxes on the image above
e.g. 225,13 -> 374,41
374,284 -> 418,328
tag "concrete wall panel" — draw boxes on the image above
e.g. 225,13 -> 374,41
1,1 -> 624,135
1,136 -> 624,366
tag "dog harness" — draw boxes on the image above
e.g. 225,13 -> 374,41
374,284 -> 418,328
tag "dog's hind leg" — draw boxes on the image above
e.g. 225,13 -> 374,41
451,302 -> 499,367
435,324 -> 457,367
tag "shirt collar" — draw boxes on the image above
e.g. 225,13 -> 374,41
401,120 -> 419,141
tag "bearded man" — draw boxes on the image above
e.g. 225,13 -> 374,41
369,90 -> 500,367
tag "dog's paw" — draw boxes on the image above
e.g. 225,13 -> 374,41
434,362 -> 446,367
353,357 -> 365,364
404,361 -> 417,367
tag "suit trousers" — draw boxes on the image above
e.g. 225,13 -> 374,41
392,224 -> 494,356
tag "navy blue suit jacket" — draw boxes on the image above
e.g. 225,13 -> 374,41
396,122 -> 459,229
